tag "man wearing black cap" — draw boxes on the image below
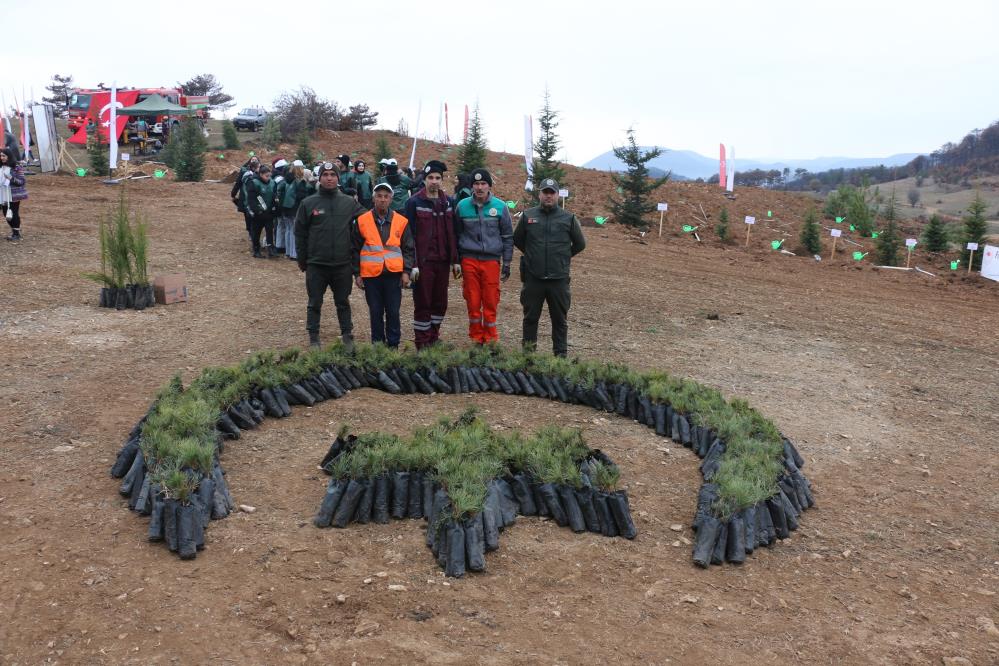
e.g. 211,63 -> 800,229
513,178 -> 586,357
454,168 -> 514,344
403,159 -> 460,348
375,158 -> 412,212
294,162 -> 368,350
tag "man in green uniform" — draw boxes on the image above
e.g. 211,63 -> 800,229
294,162 -> 368,350
513,178 -> 586,357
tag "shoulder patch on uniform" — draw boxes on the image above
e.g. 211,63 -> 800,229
489,208 -> 497,217
312,208 -> 325,216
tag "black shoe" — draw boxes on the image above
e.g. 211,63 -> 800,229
267,248 -> 277,258
6,230 -> 20,241
253,249 -> 264,258
309,332 -> 321,349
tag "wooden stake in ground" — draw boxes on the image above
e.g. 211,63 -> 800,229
829,228 -> 842,259
967,242 -> 979,274
744,215 -> 755,246
657,202 -> 668,237
905,238 -> 917,268
559,188 -> 569,210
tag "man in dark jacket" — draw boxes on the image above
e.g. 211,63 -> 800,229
230,155 -> 260,244
294,162 -> 367,349
352,182 -> 415,348
244,164 -> 278,258
455,168 -> 513,344
513,178 -> 586,357
403,159 -> 460,349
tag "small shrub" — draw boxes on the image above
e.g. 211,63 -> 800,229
921,214 -> 949,253
799,207 -> 821,254
716,206 -> 729,241
221,120 -> 240,149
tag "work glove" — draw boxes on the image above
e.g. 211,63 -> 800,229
501,264 -> 511,281
410,267 -> 420,282
452,264 -> 462,279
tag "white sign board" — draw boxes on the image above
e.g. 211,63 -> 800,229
744,216 -> 756,225
905,238 -> 917,248
558,189 -> 569,198
830,229 -> 842,238
121,153 -> 130,162
966,242 -> 979,251
981,244 -> 999,282
657,202 -> 668,212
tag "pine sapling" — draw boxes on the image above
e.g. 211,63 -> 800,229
716,206 -> 730,241
962,192 -> 988,270
921,214 -> 949,253
799,207 -> 821,254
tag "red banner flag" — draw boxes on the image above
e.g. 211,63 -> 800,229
719,143 -> 727,188
463,105 -> 469,143
67,90 -> 140,145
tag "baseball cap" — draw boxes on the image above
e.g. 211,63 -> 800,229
540,178 -> 559,192
373,182 -> 394,194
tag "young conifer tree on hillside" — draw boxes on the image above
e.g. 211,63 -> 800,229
875,191 -> 902,265
296,130 -> 314,166
921,213 -> 949,253
458,104 -> 488,173
608,128 -> 669,229
961,192 -> 988,270
174,118 -> 207,182
800,207 -> 821,254
222,120 -> 240,150
529,89 -> 566,204
716,206 -> 730,241
374,135 -> 392,163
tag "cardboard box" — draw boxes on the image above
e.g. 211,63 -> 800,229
153,274 -> 189,305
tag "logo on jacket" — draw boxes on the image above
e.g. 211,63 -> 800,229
312,208 -> 325,216
527,217 -> 538,224
488,208 -> 498,217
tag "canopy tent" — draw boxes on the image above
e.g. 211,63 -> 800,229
117,94 -> 194,116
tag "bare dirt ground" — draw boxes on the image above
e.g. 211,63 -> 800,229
1,170 -> 998,665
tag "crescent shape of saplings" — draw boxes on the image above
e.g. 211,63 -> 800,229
110,345 -> 814,568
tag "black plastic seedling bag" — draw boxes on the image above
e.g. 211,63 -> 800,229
696,427 -> 712,458
304,377 -> 329,401
678,415 -> 692,446
196,477 -> 215,527
725,511 -> 747,563
557,485 -> 587,533
494,479 -> 519,526
422,475 -> 435,518
608,490 -> 637,539
271,387 -> 293,414
463,516 -> 486,572
394,368 -> 416,394
595,382 -> 614,412
653,404 -> 668,437
120,449 -> 145,497
314,479 -> 347,528
528,374 -> 548,398
539,483 -> 569,527
530,482 -> 550,518
216,413 -> 241,439
427,368 -> 452,393
639,396 -> 654,426
148,493 -> 165,541
711,519 -> 729,565
539,374 -> 557,400
391,471 -> 410,519
287,383 -> 315,407
211,479 -> 230,520
779,489 -> 799,531
513,371 -> 533,395
317,372 -> 344,399
129,470 -> 148,511
481,502 -> 500,551
373,473 -> 391,524
783,438 -> 805,469
375,370 -> 400,394
669,410 -> 681,441
445,522 -> 467,577
766,497 -> 789,539
258,388 -> 284,417
354,478 -> 374,524
478,367 -> 500,392
614,384 -> 628,415
792,470 -> 815,508
213,464 -> 235,512
240,398 -> 264,423
177,503 -> 199,560
461,367 -> 478,393
163,498 -> 180,552
594,492 -> 618,537
332,479 -> 365,528
742,505 -> 756,555
778,477 -> 801,514
427,489 -> 450,549
407,471 -> 424,519
410,369 -> 434,394
111,437 -> 140,478
227,404 -> 255,430
320,437 -> 344,471
575,486 -> 601,533
757,500 -> 775,546
510,474 -> 537,516
692,515 -> 722,567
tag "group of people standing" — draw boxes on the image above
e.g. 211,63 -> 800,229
231,153 -> 586,357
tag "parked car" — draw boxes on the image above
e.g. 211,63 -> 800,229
233,108 -> 268,131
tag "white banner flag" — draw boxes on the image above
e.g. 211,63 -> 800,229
109,84 -> 118,171
726,145 -> 735,192
523,115 -> 534,191
408,99 -> 422,171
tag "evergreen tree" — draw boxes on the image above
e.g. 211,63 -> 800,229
86,126 -> 108,177
43,73 -> 74,116
848,185 -> 875,237
607,128 -> 669,229
921,214 -> 949,253
961,192 -> 988,270
261,115 -> 281,151
529,88 -> 566,204
173,118 -> 207,182
799,207 -> 821,254
374,134 -> 392,163
875,191 -> 902,265
296,130 -> 314,166
458,104 -> 488,173
716,206 -> 730,241
159,131 -> 180,169
221,120 -> 240,149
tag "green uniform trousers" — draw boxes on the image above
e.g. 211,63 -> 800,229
520,275 -> 571,357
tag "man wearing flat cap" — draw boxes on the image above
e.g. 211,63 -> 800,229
513,178 -> 586,357
295,162 -> 368,350
403,159 -> 460,348
455,168 -> 514,344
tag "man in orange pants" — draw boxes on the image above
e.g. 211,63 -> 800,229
454,168 -> 514,344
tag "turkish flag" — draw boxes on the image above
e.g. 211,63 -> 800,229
67,90 -> 140,145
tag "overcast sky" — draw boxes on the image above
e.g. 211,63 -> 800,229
9,0 -> 999,165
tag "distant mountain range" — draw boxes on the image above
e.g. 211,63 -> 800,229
583,148 -> 922,181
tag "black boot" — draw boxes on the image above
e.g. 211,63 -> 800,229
6,229 -> 20,241
253,248 -> 264,258
267,246 -> 277,258
309,332 -> 321,349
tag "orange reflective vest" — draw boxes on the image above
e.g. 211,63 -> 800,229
358,209 -> 409,277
